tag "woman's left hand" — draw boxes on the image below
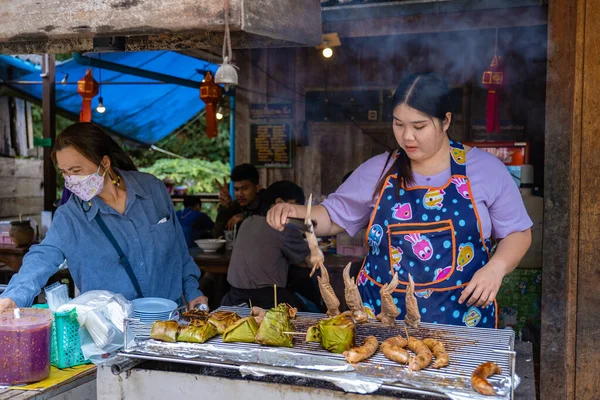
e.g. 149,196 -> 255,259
188,295 -> 209,311
458,262 -> 505,308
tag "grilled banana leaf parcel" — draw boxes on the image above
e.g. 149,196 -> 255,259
222,317 -> 259,343
181,310 -> 210,326
150,321 -> 180,343
255,304 -> 295,347
207,311 -> 241,334
306,312 -> 355,353
178,322 -> 219,343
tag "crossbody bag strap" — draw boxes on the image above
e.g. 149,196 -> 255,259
94,214 -> 144,299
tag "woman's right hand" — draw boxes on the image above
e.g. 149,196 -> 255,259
0,298 -> 17,312
267,202 -> 301,231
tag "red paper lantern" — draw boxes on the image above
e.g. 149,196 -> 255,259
199,71 -> 222,138
481,55 -> 506,133
77,69 -> 99,122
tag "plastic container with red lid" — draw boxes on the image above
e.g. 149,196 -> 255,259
0,308 -> 53,385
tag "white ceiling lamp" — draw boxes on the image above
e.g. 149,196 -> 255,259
96,54 -> 106,114
316,32 -> 341,59
214,0 -> 238,92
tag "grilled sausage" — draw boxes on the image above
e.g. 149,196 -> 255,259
381,336 -> 410,364
343,336 -> 379,363
471,361 -> 502,396
407,337 -> 433,371
422,338 -> 449,368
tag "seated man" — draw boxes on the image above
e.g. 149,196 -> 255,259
176,195 -> 215,248
221,181 -> 309,310
213,163 -> 264,239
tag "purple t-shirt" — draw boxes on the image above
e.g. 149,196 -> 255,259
322,148 -> 533,239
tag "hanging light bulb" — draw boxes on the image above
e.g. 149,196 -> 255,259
322,43 -> 333,59
96,97 -> 106,114
216,107 -> 224,120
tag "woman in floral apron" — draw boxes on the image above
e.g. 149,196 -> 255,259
267,73 -> 532,328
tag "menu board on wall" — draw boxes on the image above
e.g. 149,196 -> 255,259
249,103 -> 293,168
249,123 -> 292,168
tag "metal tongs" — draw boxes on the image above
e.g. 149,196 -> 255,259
285,217 -> 317,233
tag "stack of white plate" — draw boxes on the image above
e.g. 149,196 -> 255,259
132,297 -> 178,324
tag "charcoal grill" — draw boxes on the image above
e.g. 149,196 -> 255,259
119,306 -> 517,399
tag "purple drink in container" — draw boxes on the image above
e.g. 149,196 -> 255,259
0,308 -> 53,385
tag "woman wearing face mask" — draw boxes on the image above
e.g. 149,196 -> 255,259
267,73 -> 532,328
0,123 -> 208,311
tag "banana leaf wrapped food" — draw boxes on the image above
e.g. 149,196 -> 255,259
178,321 -> 219,343
306,311 -> 355,354
208,311 -> 241,334
150,321 -> 180,343
222,317 -> 259,343
255,304 -> 295,347
181,310 -> 210,326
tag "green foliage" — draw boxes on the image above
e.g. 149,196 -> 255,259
30,103 -> 75,139
128,116 -> 230,168
140,157 -> 230,221
139,158 -> 230,194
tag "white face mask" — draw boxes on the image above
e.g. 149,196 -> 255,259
64,165 -> 106,202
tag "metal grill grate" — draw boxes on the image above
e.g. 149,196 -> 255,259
122,306 -> 516,399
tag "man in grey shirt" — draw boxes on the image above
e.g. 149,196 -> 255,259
222,181 -> 310,310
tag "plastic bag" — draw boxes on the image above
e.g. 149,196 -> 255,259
56,290 -> 133,360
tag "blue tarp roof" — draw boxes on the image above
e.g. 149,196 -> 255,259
0,51 -> 218,145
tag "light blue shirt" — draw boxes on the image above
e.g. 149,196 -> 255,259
1,169 -> 203,307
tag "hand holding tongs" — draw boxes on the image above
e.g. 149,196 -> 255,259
285,217 -> 317,233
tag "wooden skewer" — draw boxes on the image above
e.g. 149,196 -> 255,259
282,331 -> 306,336
249,299 -> 253,309
274,284 -> 277,308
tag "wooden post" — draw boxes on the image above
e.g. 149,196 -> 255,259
574,0 -> 600,398
541,0 -> 600,398
42,54 -> 56,212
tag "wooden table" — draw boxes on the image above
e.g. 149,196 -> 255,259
0,244 -> 30,272
0,367 -> 96,400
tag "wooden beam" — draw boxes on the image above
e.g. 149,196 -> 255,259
575,0 -> 600,397
42,54 -> 57,213
325,6 -> 547,38
540,0 -> 584,399
0,0 -> 321,54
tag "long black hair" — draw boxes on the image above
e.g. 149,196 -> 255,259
373,73 -> 453,199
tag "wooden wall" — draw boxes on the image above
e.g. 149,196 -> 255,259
0,158 -> 44,218
0,96 -> 42,218
234,24 -> 548,197
541,0 -> 600,398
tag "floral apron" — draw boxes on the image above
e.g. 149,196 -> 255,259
357,141 -> 497,328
